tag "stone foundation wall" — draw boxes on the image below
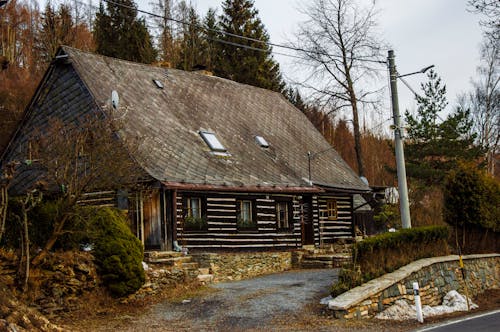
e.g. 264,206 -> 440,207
192,251 -> 296,282
329,254 -> 500,319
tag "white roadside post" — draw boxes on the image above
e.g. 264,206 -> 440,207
413,282 -> 424,323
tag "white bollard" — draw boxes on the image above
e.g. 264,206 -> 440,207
413,282 -> 424,323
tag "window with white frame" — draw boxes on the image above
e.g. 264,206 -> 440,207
237,200 -> 256,230
184,197 -> 207,231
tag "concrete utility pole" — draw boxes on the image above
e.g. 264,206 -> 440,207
388,50 -> 412,229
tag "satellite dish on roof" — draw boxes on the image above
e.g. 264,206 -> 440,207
360,176 -> 369,186
111,90 -> 119,109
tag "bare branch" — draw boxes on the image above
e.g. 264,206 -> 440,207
290,0 -> 386,177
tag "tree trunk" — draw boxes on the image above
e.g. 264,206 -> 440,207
31,214 -> 69,266
22,207 -> 30,292
346,74 -> 365,177
0,186 -> 7,242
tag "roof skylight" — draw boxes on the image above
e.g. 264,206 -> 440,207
200,131 -> 226,152
255,135 -> 269,148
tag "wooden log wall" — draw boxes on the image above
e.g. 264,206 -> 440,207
175,192 -> 302,249
317,195 -> 353,244
76,191 -> 116,207
312,195 -> 320,247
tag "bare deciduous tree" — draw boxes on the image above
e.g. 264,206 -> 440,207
29,113 -> 143,265
292,0 -> 385,177
0,162 -> 16,243
150,0 -> 179,65
15,189 -> 42,291
468,0 -> 499,41
461,38 -> 499,176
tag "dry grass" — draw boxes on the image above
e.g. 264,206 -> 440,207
53,279 -> 216,330
411,186 -> 446,227
158,280 -> 217,303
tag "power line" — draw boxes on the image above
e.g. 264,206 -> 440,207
370,117 -> 393,132
97,0 -> 387,65
206,37 -> 314,61
50,0 -> 387,67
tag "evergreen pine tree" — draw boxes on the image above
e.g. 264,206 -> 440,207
203,8 -> 219,72
404,70 -> 484,185
38,3 -> 75,62
216,0 -> 284,92
177,3 -> 205,71
93,0 -> 156,64
285,87 -> 307,113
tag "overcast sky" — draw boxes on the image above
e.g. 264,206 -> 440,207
187,0 -> 484,126
49,0 -> 483,129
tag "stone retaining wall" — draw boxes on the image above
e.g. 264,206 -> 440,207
192,251 -> 297,282
328,254 -> 500,319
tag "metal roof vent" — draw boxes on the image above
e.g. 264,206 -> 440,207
153,79 -> 164,89
111,90 -> 119,109
255,135 -> 269,148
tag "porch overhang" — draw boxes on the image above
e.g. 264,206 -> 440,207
312,181 -> 372,194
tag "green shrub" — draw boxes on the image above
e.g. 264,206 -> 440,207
28,199 -> 94,250
353,226 -> 449,283
373,203 -> 400,231
444,163 -> 499,232
2,197 -> 53,248
88,207 -> 145,297
331,226 -> 450,297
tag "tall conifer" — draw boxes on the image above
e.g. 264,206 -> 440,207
93,0 -> 156,64
216,0 -> 283,92
404,70 -> 484,185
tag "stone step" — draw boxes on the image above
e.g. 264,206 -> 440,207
303,254 -> 336,261
146,256 -> 193,266
144,251 -> 185,260
332,255 -> 352,268
197,274 -> 214,284
181,262 -> 199,270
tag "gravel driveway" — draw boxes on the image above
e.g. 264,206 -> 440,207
134,269 -> 338,331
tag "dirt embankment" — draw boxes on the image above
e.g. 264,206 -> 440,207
0,250 -> 100,331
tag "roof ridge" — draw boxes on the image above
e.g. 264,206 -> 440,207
61,45 -> 286,96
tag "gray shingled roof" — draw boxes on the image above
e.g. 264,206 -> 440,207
62,46 -> 369,192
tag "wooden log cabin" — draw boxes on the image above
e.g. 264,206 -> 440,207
1,46 -> 371,252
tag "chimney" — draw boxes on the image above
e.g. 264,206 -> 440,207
152,61 -> 172,68
192,64 -> 213,76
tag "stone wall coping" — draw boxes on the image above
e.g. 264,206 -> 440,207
328,253 -> 499,310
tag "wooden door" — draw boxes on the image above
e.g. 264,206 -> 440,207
143,191 -> 162,249
300,196 -> 314,245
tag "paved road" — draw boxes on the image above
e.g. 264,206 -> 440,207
144,269 -> 338,331
415,310 -> 500,332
